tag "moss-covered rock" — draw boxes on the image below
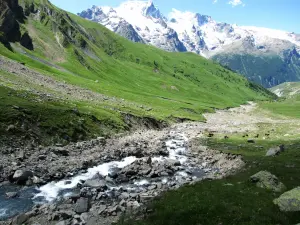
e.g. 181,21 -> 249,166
250,171 -> 286,192
274,187 -> 300,212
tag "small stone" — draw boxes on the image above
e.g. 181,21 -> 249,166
98,205 -> 107,215
38,155 -> 47,160
6,192 -> 19,199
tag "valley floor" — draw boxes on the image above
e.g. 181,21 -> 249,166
2,102 -> 300,225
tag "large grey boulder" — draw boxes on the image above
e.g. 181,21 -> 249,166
13,170 -> 33,184
266,145 -> 285,157
250,171 -> 286,192
274,187 -> 300,212
83,179 -> 107,190
75,197 -> 90,214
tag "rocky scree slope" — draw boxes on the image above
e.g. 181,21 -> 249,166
78,0 -> 300,88
0,0 -> 273,147
270,82 -> 300,98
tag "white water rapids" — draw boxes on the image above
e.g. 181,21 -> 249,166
33,132 -> 190,202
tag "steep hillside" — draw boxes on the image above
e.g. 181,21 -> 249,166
0,0 -> 273,146
259,82 -> 300,119
270,82 -> 300,98
78,1 -> 300,88
212,46 -> 300,88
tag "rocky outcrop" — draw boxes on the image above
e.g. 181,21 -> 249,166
114,21 -> 145,44
0,0 -> 21,42
0,0 -> 34,49
250,171 -> 286,192
20,32 -> 33,50
274,187 -> 300,212
266,145 -> 285,157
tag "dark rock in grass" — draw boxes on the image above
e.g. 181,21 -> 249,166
274,187 -> 300,211
250,171 -> 286,192
266,145 -> 285,157
247,139 -> 255,143
208,132 -> 214,137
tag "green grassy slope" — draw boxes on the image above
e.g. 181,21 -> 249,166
260,82 -> 300,118
0,0 -> 274,145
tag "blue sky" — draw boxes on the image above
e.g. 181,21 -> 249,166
49,0 -> 300,33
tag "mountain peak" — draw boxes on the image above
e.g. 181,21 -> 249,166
195,13 -> 212,26
143,0 -> 162,19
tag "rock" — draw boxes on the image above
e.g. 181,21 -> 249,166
166,159 -> 181,167
16,150 -> 25,160
13,170 -> 34,184
146,157 -> 152,165
55,221 -> 66,225
127,201 -> 140,209
108,171 -> 118,179
64,180 -> 72,185
75,197 -> 90,214
247,139 -> 255,143
139,193 -> 153,202
266,145 -> 285,157
80,212 -> 89,222
38,155 -> 47,160
148,184 -> 157,191
98,205 -> 107,215
250,171 -> 286,192
52,147 -> 69,156
6,125 -> 16,132
83,179 -> 107,190
119,192 -> 130,200
274,187 -> 300,211
59,210 -> 75,220
208,132 -> 214,137
107,205 -> 121,215
6,192 -> 18,198
13,213 -> 29,225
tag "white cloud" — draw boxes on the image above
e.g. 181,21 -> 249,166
228,0 -> 245,7
213,0 -> 218,4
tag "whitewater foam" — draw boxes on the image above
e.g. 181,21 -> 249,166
0,208 -> 7,218
34,156 -> 137,201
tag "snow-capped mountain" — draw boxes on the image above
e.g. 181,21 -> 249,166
78,0 -> 300,87
79,2 -> 186,52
